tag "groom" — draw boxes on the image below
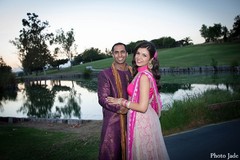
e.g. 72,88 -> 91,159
97,42 -> 132,160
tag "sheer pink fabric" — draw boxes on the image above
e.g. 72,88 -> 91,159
127,70 -> 169,160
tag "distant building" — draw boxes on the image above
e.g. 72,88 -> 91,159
59,60 -> 71,68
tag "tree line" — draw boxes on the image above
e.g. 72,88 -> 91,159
8,13 -> 240,75
200,15 -> 240,43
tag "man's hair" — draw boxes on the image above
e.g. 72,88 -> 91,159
111,42 -> 127,52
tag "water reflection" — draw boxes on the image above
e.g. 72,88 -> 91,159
0,78 -> 238,120
0,80 -> 102,120
19,83 -> 55,118
76,78 -> 98,92
161,83 -> 192,93
161,83 -> 234,108
0,89 -> 17,112
17,80 -> 82,119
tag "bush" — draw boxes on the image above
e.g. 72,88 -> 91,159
83,68 -> 92,78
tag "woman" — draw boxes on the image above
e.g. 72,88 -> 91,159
107,41 -> 170,160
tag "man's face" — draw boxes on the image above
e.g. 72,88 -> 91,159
112,45 -> 128,64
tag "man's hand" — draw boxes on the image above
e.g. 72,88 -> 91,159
117,107 -> 128,115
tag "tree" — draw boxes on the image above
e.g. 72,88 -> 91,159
200,23 -> 224,43
0,57 -> 11,73
50,58 -> 69,70
230,15 -> 240,40
54,28 -> 76,66
104,48 -> 112,56
160,37 -> 176,48
222,26 -> 229,42
212,23 -> 223,41
72,54 -> 83,65
81,47 -> 104,63
49,47 -> 68,70
200,24 -> 209,42
151,37 -> 176,49
182,37 -> 193,46
0,57 -> 16,90
126,42 -> 136,54
10,13 -> 53,75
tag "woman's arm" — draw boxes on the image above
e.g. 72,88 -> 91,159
107,74 -> 150,113
128,74 -> 150,112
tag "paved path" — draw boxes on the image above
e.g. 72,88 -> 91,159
164,119 -> 240,160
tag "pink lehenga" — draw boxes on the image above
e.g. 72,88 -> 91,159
127,67 -> 170,160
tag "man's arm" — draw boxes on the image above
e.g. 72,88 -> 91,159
97,71 -> 121,113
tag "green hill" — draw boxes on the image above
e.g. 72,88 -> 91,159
158,42 -> 240,67
45,42 -> 240,75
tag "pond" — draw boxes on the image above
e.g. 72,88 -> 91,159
0,72 -> 239,120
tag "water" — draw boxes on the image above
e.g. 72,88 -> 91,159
161,83 -> 233,108
0,80 -> 102,120
0,79 -> 236,120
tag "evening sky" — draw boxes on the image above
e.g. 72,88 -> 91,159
0,0 -> 239,71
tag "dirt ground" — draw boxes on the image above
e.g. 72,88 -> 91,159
8,120 -> 103,137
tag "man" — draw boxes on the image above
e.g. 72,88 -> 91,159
98,42 -> 132,160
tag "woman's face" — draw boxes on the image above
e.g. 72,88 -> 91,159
135,48 -> 151,67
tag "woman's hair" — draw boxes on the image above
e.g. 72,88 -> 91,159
131,40 -> 161,91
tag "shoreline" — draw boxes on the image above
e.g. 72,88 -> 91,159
0,116 -> 102,125
0,117 -> 103,137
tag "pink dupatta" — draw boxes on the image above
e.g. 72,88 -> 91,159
127,70 -> 162,160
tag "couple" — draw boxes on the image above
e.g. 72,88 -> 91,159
97,41 -> 170,160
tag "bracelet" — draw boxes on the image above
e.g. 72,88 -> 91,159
126,101 -> 131,109
121,99 -> 127,107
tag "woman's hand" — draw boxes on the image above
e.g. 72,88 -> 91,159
106,97 -> 122,105
106,97 -> 129,114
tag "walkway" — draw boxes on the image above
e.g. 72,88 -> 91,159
165,119 -> 240,160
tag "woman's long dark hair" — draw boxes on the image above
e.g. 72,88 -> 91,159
131,40 -> 161,91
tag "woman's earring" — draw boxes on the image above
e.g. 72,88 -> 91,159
148,62 -> 153,69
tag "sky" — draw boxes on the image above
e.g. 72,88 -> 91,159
0,0 -> 239,71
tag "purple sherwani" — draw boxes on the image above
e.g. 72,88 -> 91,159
98,68 -> 131,160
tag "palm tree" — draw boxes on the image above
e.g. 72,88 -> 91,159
182,37 -> 193,46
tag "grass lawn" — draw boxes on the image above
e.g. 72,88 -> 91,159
0,124 -> 100,160
158,42 -> 240,67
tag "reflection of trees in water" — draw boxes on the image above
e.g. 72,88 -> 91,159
0,89 -> 17,109
162,83 -> 240,98
52,85 -> 71,92
18,83 -> 55,118
18,80 -> 81,119
232,84 -> 240,93
224,83 -> 240,93
161,83 -> 192,93
76,79 -> 193,94
55,85 -> 81,119
76,78 -> 97,92
57,94 -> 81,119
